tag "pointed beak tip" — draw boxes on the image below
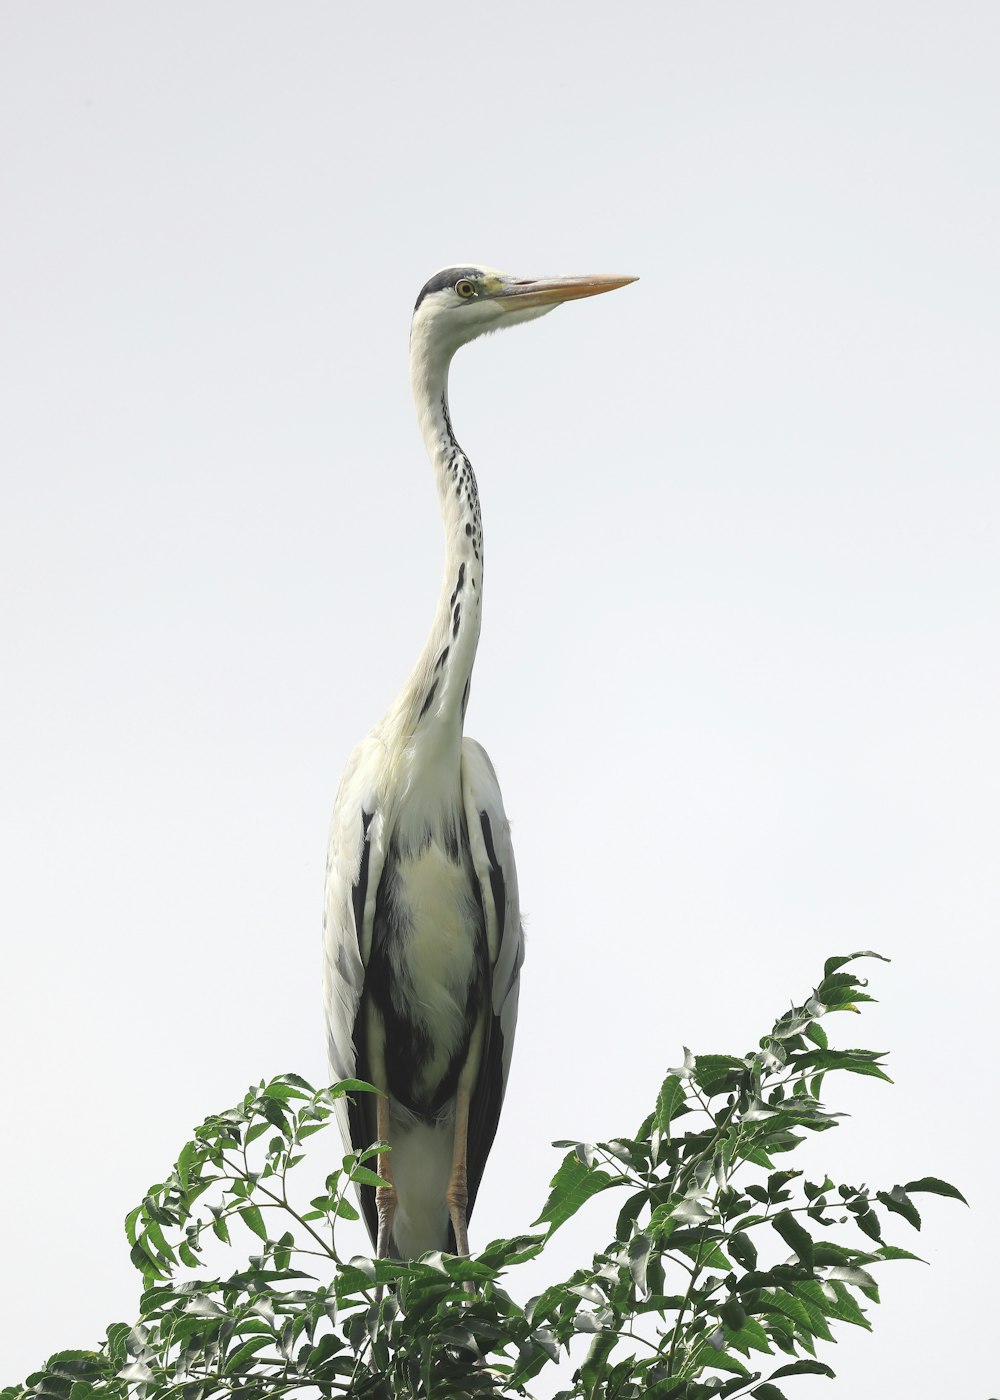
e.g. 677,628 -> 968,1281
496,272 -> 640,311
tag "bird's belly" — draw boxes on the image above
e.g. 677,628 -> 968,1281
377,838 -> 485,1114
396,843 -> 478,1036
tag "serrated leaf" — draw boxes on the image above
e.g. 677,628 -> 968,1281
771,1209 -> 814,1271
721,1297 -> 747,1330
725,1313 -> 774,1357
903,1176 -> 967,1205
770,1358 -> 835,1378
223,1337 -> 272,1374
533,1155 -> 614,1235
855,1207 -> 883,1242
699,1343 -> 752,1377
129,1241 -> 167,1280
176,1140 -> 197,1191
827,1265 -> 878,1290
798,1278 -> 871,1330
327,1078 -> 381,1097
822,951 -> 889,978
728,1231 -> 758,1271
875,1244 -> 926,1263
877,1187 -> 921,1230
766,1288 -> 833,1342
124,1207 -> 141,1247
580,1331 -> 616,1399
349,1164 -> 385,1190
694,1055 -> 747,1094
185,1294 -> 227,1317
239,1205 -> 268,1241
655,1075 -> 686,1133
117,1362 -> 155,1383
620,1232 -> 648,1299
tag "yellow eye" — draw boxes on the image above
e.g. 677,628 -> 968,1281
455,279 -> 476,299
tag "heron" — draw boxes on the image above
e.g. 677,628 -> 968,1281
323,265 -> 636,1261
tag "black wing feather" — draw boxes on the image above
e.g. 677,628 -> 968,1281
464,810 -> 511,1223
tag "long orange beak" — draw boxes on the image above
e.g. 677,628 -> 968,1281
492,273 -> 638,310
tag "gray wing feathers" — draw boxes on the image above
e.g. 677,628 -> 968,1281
461,738 -> 524,1097
323,738 -> 386,1143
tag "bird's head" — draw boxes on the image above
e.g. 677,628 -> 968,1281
410,265 -> 637,367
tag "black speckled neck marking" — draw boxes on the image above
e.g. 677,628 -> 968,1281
442,397 -> 484,564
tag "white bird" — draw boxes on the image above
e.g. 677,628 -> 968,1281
323,265 -> 636,1260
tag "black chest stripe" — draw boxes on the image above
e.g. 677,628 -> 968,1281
479,812 -> 506,942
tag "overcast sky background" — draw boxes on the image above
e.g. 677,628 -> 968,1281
1,3 -> 997,1394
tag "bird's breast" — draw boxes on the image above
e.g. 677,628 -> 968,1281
369,828 -> 488,1117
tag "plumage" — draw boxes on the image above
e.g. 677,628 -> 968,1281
323,265 -> 635,1259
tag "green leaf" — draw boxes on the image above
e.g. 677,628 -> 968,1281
771,1209 -> 814,1271
695,1054 -> 747,1095
349,1164 -> 385,1190
580,1331 -> 617,1400
822,950 -> 889,979
43,1355 -> 103,1381
766,1288 -> 833,1342
903,1176 -> 968,1205
799,1278 -> 871,1330
629,1232 -> 652,1297
118,1361 -> 155,1384
805,1022 -> 828,1049
129,1240 -> 166,1280
752,1386 -> 789,1400
223,1337 -> 273,1375
280,1071 -> 316,1092
533,1155 -> 615,1235
176,1140 -> 197,1191
328,1078 -> 382,1096
238,1205 -> 268,1241
876,1244 -> 926,1263
124,1206 -> 141,1247
297,1122 -> 329,1140
696,1342 -> 752,1377
654,1075 -> 686,1133
721,1297 -> 747,1330
728,1231 -> 758,1271
260,1097 -> 291,1134
828,1265 -> 878,1290
105,1324 -> 130,1372
724,1314 -> 774,1357
876,1187 -> 921,1230
263,1080 -> 310,1103
855,1207 -> 883,1242
770,1358 -> 835,1379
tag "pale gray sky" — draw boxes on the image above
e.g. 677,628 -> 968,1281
1,2 -> 997,1394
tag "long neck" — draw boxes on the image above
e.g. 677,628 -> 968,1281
400,330 -> 484,742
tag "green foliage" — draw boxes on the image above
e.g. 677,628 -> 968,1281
4,953 -> 965,1399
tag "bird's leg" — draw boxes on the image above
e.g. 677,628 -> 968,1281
447,1019 -> 486,1265
374,1093 -> 396,1262
446,1081 -> 472,1258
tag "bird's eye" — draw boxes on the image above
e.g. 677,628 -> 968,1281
455,279 -> 476,299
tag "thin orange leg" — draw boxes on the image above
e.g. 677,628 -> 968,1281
446,1084 -> 471,1257
375,1094 -> 396,1261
